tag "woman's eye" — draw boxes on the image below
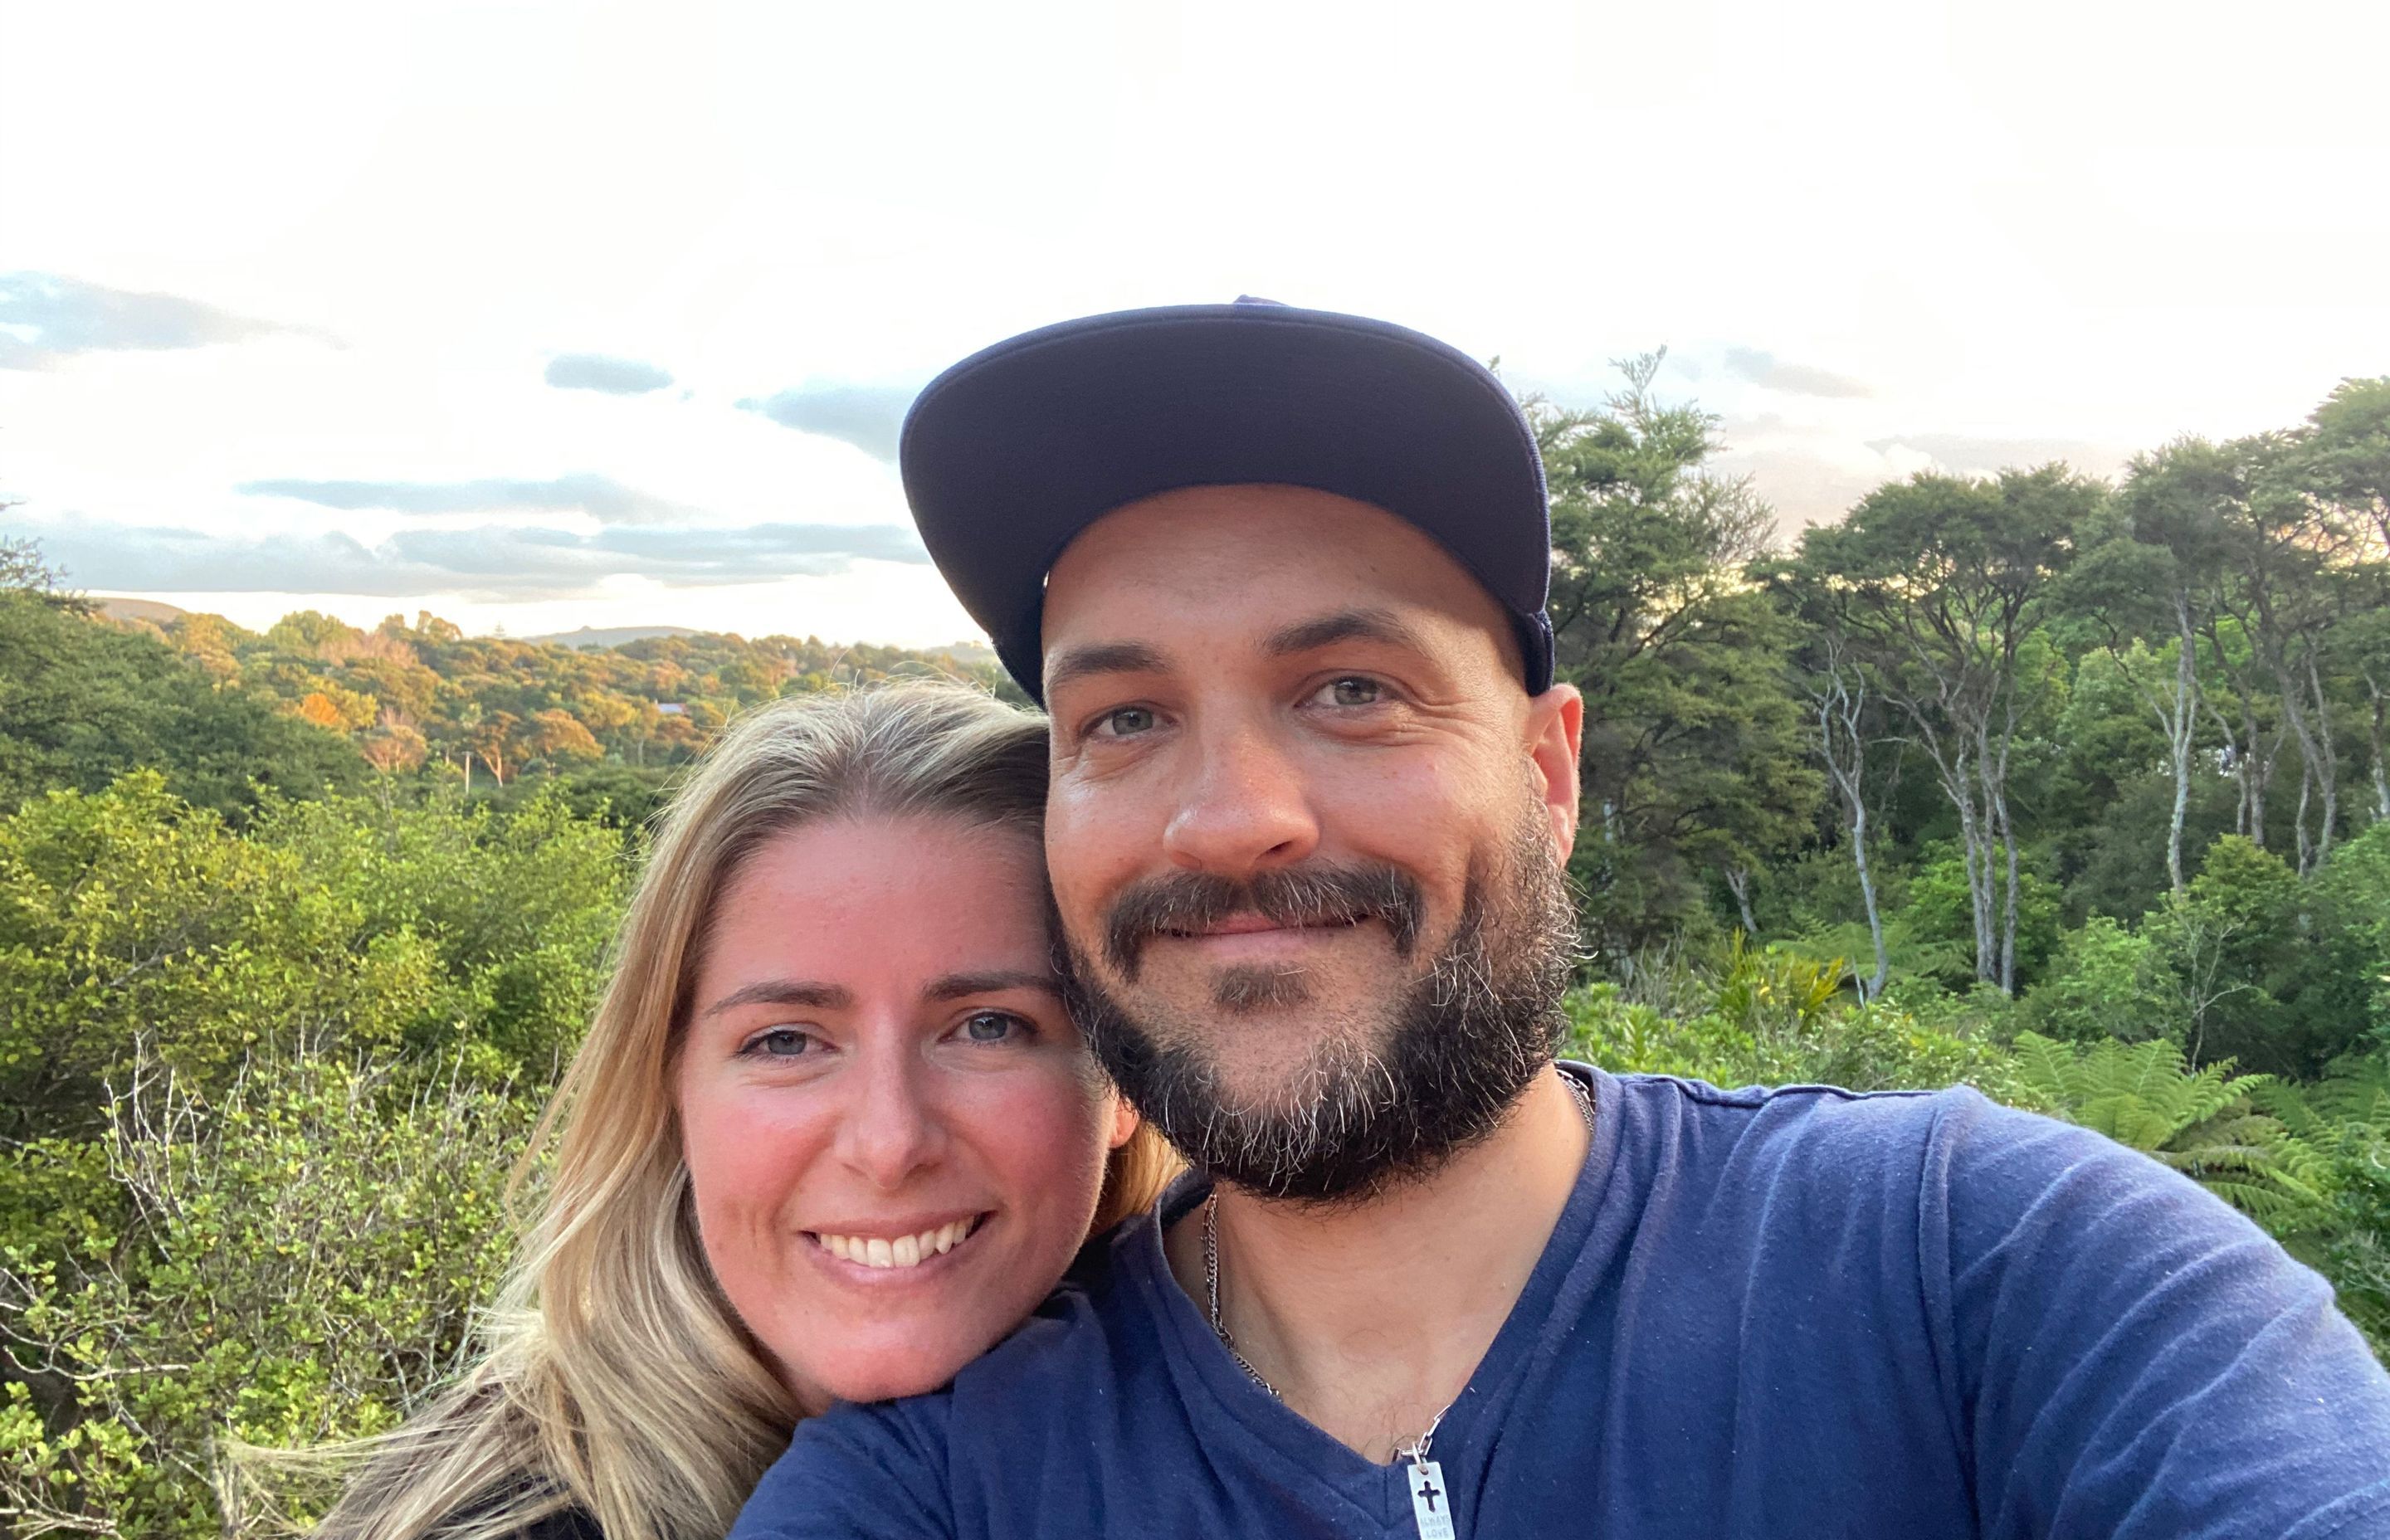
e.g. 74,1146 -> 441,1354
1314,676 -> 1385,708
746,1027 -> 817,1058
959,1011 -> 1025,1044
1090,705 -> 1158,739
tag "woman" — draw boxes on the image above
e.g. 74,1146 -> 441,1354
264,683 -> 1175,1540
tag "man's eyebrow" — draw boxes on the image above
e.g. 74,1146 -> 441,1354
1043,640 -> 1168,695
924,968 -> 1061,1002
1263,607 -> 1427,658
702,979 -> 851,1018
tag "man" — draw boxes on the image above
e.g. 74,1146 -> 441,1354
732,300 -> 2390,1538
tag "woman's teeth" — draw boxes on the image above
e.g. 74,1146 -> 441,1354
817,1216 -> 979,1270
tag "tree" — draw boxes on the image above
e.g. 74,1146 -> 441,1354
0,586 -> 367,819
1534,354 -> 1820,953
1802,636 -> 1890,997
2061,441 -> 2243,893
2235,435 -> 2361,873
2289,380 -> 2390,829
524,707 -> 602,768
2292,822 -> 2390,1063
2147,836 -> 2303,1071
2300,377 -> 2390,559
360,719 -> 430,775
2328,573 -> 2390,826
263,609 -> 364,660
1794,466 -> 2094,992
0,534 -> 79,604
470,710 -> 522,787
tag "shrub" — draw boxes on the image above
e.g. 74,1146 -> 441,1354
1565,937 -> 2000,1093
0,776 -> 442,1146
0,1050 -> 539,1538
2022,916 -> 2182,1044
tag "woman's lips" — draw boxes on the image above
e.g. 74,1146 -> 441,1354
808,1214 -> 985,1271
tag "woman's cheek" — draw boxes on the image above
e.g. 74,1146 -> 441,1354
686,1084 -> 812,1248
1022,1056 -> 1114,1215
996,1061 -> 1115,1222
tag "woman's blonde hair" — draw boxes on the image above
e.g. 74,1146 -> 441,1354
254,682 -> 1175,1540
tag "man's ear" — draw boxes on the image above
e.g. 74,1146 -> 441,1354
1525,683 -> 1583,857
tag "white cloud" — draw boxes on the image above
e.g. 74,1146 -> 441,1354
25,512 -> 925,599
545,353 -> 675,394
2,0 -> 2383,640
736,383 -> 918,463
0,271 -> 326,368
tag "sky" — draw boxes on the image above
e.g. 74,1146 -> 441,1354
3,0 -> 2386,647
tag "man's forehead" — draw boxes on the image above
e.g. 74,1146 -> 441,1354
1041,485 -> 1524,677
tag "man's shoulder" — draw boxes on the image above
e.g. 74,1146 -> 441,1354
1600,1065 -> 1997,1157
1605,1063 -> 1986,1120
1595,1065 -> 2175,1218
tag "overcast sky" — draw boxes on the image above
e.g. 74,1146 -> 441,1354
4,0 -> 2385,646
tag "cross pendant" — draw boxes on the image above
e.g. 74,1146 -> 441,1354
1407,1456 -> 1456,1540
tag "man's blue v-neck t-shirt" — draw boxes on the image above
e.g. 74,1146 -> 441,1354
731,1067 -> 2390,1538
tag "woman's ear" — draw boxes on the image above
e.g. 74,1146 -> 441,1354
1107,1092 -> 1139,1152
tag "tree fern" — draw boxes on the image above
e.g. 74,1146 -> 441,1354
2007,1031 -> 2320,1229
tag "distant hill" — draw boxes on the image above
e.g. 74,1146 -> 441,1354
97,597 -> 188,626
520,625 -> 995,668
524,625 -> 701,649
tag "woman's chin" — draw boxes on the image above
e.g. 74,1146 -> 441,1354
808,1333 -> 999,1406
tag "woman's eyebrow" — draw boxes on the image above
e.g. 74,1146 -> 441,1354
702,979 -> 851,1017
924,968 -> 1061,1002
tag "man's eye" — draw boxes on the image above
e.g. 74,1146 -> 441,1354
1091,705 -> 1158,738
744,1027 -> 817,1058
959,1011 -> 1027,1044
1314,676 -> 1385,708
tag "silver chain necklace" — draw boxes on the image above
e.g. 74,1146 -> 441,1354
1200,1071 -> 1596,1540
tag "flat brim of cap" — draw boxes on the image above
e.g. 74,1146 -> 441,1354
900,302 -> 1553,701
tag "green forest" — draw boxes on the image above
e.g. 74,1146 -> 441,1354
4,367 -> 2388,1536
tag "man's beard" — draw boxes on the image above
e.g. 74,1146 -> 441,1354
1065,811 -> 1578,1206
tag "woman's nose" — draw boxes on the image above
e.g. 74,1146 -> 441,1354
832,1039 -> 948,1189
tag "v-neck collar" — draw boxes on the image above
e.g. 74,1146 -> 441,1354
1124,1063 -> 1629,1524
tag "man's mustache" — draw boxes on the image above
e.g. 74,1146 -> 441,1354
1101,863 -> 1425,977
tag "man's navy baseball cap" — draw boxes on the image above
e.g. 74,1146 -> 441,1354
899,298 -> 1555,704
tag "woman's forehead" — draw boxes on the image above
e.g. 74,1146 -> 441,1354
704,817 -> 1051,974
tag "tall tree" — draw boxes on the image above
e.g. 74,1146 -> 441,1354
2238,433 -> 2361,872
1534,354 -> 1819,955
2329,573 -> 2390,826
1808,636 -> 1891,997
2300,377 -> 2390,557
2289,378 -> 2390,829
1796,466 -> 2094,992
2061,439 -> 2242,893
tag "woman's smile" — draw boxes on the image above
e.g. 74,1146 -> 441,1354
808,1211 -> 987,1273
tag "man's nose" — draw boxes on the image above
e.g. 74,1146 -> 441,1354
832,1039 -> 947,1190
1160,719 -> 1319,880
